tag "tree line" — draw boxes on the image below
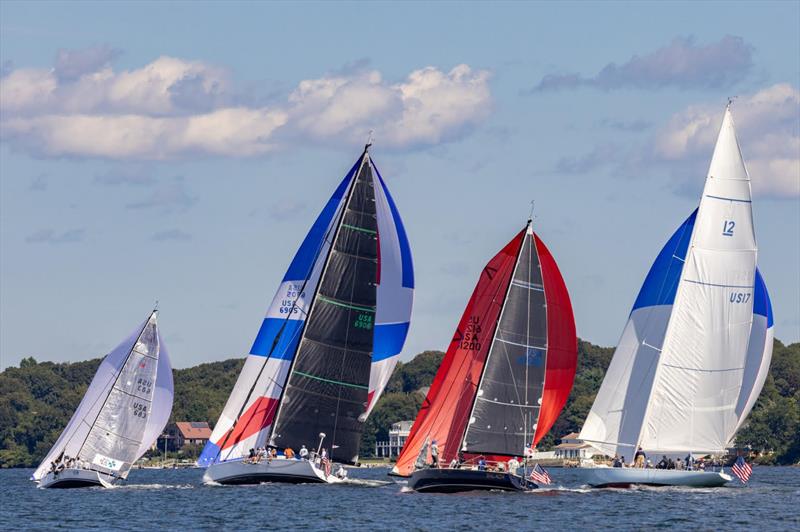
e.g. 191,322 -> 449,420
1,339 -> 797,467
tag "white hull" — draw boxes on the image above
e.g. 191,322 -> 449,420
202,458 -> 341,485
576,467 -> 732,488
38,468 -> 116,489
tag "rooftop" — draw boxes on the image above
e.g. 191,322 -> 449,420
175,421 -> 212,439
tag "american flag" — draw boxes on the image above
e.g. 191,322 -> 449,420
529,463 -> 551,485
731,456 -> 752,483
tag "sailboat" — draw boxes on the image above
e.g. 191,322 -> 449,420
32,310 -> 173,488
393,219 -> 577,492
200,144 -> 413,485
577,106 -> 774,488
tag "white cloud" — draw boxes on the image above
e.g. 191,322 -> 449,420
654,84 -> 800,198
0,52 -> 491,159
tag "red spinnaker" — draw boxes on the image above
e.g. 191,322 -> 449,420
532,234 -> 577,445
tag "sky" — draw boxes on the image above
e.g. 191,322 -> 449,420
1,1 -> 798,370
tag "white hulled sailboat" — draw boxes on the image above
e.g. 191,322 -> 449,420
32,310 -> 173,488
577,106 -> 774,488
200,144 -> 414,485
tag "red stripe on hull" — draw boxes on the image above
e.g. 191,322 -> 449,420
394,230 -> 524,476
532,234 -> 577,446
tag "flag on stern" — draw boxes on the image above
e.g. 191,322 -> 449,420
529,463 -> 552,485
731,456 -> 752,483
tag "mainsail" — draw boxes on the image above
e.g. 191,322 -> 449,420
199,146 -> 413,466
393,222 -> 576,476
579,107 -> 774,458
32,311 -> 173,481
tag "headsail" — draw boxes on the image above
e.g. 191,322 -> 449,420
394,223 -> 576,476
199,148 -> 412,466
33,311 -> 172,481
580,107 -> 773,457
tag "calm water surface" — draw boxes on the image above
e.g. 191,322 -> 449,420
1,466 -> 798,531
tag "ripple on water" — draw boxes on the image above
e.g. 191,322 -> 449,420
2,466 -> 798,531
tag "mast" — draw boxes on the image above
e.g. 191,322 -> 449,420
268,145 -> 372,447
459,220 -> 529,454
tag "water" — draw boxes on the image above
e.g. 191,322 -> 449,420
2,466 -> 798,531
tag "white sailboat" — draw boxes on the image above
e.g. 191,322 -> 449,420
577,106 -> 774,488
32,310 -> 174,488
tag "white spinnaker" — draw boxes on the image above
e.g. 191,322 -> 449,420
33,312 -> 168,481
639,108 -> 757,454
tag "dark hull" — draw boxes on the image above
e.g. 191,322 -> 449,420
215,473 -> 327,485
408,468 -> 537,493
46,478 -> 103,489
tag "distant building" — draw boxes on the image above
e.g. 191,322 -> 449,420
553,432 -> 604,460
375,420 -> 413,458
159,422 -> 213,451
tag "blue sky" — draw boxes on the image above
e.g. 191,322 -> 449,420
1,1 -> 798,369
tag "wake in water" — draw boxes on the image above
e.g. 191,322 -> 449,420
110,483 -> 194,490
336,478 -> 392,488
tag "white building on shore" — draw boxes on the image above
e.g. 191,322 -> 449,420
374,420 -> 413,458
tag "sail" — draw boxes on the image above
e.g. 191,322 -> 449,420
462,227 -> 577,456
367,162 -> 414,417
392,231 -> 523,476
270,155 -> 379,463
200,149 -> 413,466
640,108 -> 758,454
198,164 -> 354,466
463,228 -> 547,455
532,233 -> 578,444
33,312 -> 170,481
581,107 -> 770,457
732,270 -> 774,436
579,211 -> 697,458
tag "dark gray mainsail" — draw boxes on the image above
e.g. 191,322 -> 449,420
463,229 -> 548,456
270,152 -> 378,463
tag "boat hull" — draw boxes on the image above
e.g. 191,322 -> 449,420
202,458 -> 337,485
408,468 -> 537,493
38,468 -> 115,489
577,467 -> 732,488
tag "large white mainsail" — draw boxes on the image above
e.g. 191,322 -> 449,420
32,311 -> 173,482
580,107 -> 774,459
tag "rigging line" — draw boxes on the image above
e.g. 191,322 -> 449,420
214,161 -> 360,463
74,311 -> 157,461
270,149 -> 371,453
